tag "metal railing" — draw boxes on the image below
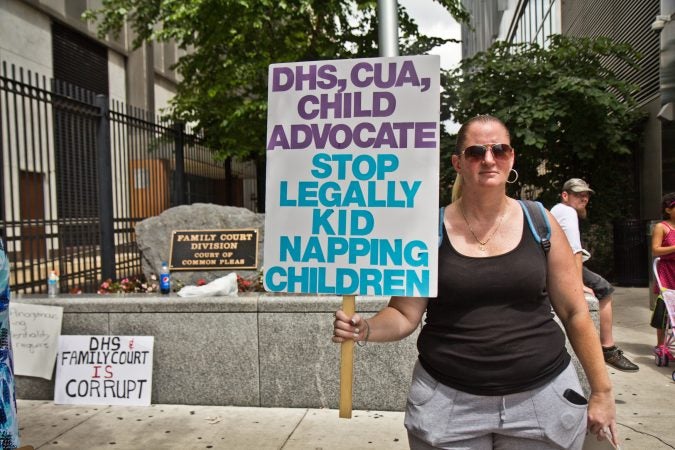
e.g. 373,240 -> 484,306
0,61 -> 258,293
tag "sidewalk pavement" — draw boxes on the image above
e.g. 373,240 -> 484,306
16,287 -> 675,449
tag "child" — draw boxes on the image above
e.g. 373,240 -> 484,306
651,192 -> 675,362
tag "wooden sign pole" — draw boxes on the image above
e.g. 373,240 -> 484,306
339,294 -> 356,419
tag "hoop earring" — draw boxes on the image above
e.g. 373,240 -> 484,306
507,169 -> 519,184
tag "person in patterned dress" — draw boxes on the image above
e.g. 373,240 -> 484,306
0,240 -> 18,449
650,192 -> 675,354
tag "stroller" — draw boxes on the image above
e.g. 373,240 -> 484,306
652,257 -> 675,380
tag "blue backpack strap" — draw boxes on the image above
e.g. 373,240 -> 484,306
518,200 -> 551,254
438,206 -> 445,248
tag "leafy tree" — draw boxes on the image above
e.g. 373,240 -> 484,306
84,0 -> 466,159
444,35 -> 646,276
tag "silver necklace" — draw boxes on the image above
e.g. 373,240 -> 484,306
459,199 -> 507,251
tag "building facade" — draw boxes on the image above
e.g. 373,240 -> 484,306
0,0 -> 184,114
461,0 -> 671,220
0,0 -> 258,292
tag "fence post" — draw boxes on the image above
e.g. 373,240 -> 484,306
0,66 -> 4,233
174,122 -> 185,205
96,95 -> 116,281
256,158 -> 266,213
224,157 -> 233,205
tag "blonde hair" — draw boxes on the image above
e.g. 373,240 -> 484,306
451,174 -> 463,203
452,115 -> 510,202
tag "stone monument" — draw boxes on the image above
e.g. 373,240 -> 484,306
135,203 -> 265,287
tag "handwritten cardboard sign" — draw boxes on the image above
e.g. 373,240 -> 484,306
263,55 -> 440,296
54,335 -> 154,406
169,229 -> 258,270
10,302 -> 63,379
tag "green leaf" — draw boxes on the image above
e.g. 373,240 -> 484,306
443,34 -> 644,233
86,0 -> 468,164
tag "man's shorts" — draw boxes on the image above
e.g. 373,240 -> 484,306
582,266 -> 615,301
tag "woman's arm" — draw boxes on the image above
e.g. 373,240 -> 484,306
651,223 -> 675,256
332,296 -> 428,344
544,211 -> 618,446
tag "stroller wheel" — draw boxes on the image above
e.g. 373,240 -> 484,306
672,370 -> 675,382
656,354 -> 666,367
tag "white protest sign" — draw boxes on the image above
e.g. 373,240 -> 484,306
54,335 -> 153,406
10,302 -> 63,379
264,55 -> 440,297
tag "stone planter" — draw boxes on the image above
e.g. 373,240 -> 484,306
14,293 -> 598,410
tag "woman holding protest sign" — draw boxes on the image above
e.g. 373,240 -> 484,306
332,115 -> 617,449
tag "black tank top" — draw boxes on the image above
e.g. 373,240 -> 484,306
417,211 -> 570,395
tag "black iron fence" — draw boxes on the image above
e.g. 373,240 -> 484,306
0,61 -> 258,294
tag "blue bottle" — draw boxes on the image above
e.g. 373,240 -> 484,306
47,270 -> 59,298
159,261 -> 170,295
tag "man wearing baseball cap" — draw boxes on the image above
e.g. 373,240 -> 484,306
551,178 -> 639,372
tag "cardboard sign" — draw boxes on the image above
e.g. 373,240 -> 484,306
263,55 -> 440,297
54,336 -> 154,406
169,229 -> 258,270
10,302 -> 63,379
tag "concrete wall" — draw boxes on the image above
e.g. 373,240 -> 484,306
14,294 -> 418,411
0,0 -> 53,75
14,294 -> 598,411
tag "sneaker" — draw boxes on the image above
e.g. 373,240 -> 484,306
603,346 -> 639,372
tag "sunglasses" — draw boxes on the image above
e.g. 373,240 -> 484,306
460,143 -> 514,161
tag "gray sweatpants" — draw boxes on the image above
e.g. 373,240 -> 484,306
404,361 -> 587,449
